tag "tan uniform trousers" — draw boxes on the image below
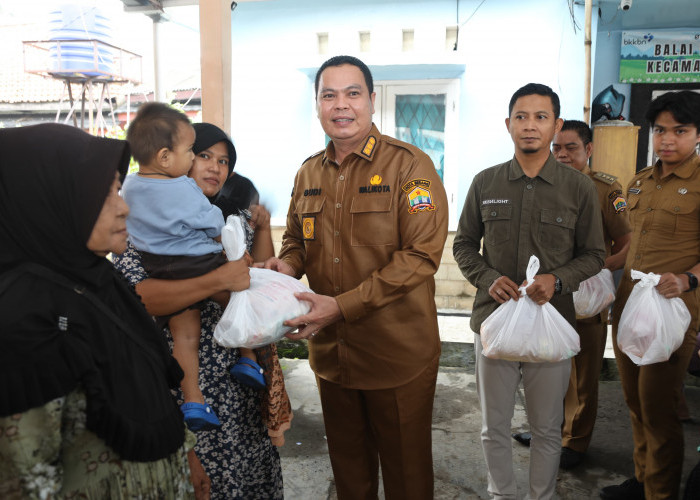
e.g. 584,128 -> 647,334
612,326 -> 697,500
562,315 -> 607,452
316,355 -> 439,500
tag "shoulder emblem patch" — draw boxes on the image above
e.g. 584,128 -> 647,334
608,190 -> 627,213
401,178 -> 436,214
302,216 -> 315,240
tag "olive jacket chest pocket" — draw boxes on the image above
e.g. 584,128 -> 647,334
538,209 -> 576,253
350,195 -> 394,246
481,204 -> 512,245
294,196 -> 326,243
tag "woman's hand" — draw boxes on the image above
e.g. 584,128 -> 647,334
136,258 -> 250,316
187,449 -> 211,500
215,259 -> 251,292
249,204 -> 270,230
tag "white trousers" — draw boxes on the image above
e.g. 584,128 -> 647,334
474,335 -> 571,500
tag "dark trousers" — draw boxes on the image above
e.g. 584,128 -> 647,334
613,325 -> 697,499
316,356 -> 439,500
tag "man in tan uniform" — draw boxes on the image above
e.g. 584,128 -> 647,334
263,55 -> 448,500
553,120 -> 631,468
600,91 -> 700,500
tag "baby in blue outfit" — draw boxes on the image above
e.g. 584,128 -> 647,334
123,103 -> 227,431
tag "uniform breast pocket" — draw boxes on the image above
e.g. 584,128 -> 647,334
480,205 -> 512,245
294,196 -> 326,244
350,195 -> 394,246
655,198 -> 698,236
538,209 -> 576,253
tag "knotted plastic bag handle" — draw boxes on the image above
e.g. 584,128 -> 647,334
518,255 -> 540,297
630,269 -> 660,287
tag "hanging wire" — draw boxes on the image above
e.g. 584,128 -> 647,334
459,0 -> 488,28
567,0 -> 581,33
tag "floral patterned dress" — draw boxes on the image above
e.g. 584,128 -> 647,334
113,243 -> 284,500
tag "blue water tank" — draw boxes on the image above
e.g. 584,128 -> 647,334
49,4 -> 114,77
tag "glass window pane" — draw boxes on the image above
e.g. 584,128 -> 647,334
395,93 -> 446,180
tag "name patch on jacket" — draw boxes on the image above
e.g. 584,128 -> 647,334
608,190 -> 627,213
402,178 -> 436,214
302,216 -> 315,240
304,188 -> 322,196
359,185 -> 391,193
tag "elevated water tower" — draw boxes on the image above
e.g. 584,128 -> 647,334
23,3 -> 142,135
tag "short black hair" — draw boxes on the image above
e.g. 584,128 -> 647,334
645,91 -> 700,130
508,83 -> 561,119
560,119 -> 592,145
126,102 -> 191,165
314,55 -> 374,96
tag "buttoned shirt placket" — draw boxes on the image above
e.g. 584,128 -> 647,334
517,174 -> 537,278
329,156 -> 349,384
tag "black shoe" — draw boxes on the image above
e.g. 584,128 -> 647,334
600,477 -> 645,499
512,432 -> 531,447
559,447 -> 584,470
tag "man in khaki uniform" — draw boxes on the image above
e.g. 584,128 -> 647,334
553,120 -> 631,468
601,91 -> 700,500
263,55 -> 448,500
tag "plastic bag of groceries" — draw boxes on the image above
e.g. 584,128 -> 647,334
617,270 -> 690,365
480,255 -> 580,362
214,215 -> 312,349
573,268 -> 616,319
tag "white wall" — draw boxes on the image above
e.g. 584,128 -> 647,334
228,0 -> 589,226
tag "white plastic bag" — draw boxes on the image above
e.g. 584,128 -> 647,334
214,267 -> 313,348
221,215 -> 246,261
214,215 -> 313,348
617,270 -> 690,366
573,268 -> 616,319
480,255 -> 580,362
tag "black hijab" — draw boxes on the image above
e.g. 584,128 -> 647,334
0,124 -> 185,461
191,122 -> 260,215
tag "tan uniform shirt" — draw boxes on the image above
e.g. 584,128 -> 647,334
583,166 -> 632,257
614,154 -> 700,330
279,124 -> 449,390
453,155 -> 606,332
580,166 -> 632,324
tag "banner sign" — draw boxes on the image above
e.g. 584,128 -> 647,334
620,31 -> 700,84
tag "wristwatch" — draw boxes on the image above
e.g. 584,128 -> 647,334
554,276 -> 562,294
685,272 -> 698,291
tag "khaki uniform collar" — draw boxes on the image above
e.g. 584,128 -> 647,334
322,123 -> 381,165
648,154 -> 700,181
509,153 -> 558,184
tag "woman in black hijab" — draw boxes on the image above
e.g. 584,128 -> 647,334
0,123 -> 207,498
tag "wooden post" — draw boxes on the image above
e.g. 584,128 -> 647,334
584,0 -> 592,124
199,0 -> 232,134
